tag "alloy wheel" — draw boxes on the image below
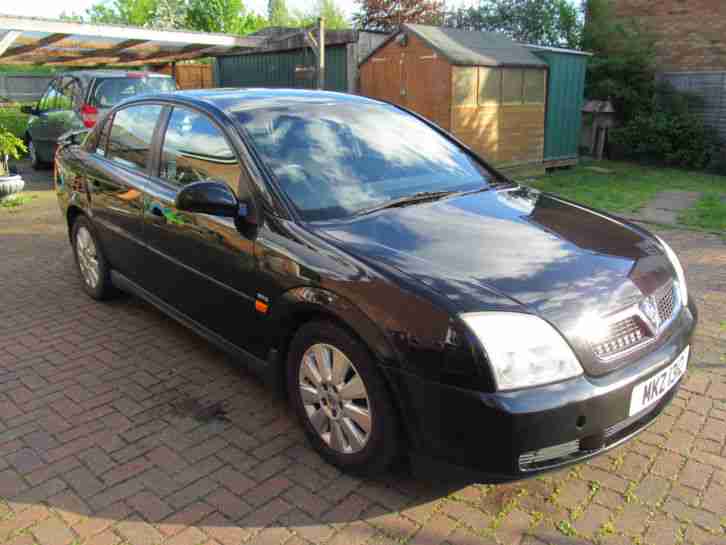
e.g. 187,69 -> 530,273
29,141 -> 37,165
298,343 -> 372,454
75,226 -> 100,289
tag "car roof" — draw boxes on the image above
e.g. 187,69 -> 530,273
123,88 -> 386,115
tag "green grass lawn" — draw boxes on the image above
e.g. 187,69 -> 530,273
0,103 -> 30,139
528,160 -> 726,231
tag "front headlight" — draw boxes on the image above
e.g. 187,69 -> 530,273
460,312 -> 583,391
654,235 -> 688,306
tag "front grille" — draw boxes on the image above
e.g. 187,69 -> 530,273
591,316 -> 649,360
590,281 -> 680,364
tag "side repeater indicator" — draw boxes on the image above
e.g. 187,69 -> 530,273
255,293 -> 269,314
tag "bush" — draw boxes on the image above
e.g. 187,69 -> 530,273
610,111 -> 718,170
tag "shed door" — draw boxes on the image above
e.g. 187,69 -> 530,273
401,51 -> 440,126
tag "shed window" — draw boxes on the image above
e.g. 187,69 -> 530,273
524,70 -> 546,104
453,67 -> 477,106
478,67 -> 500,104
502,69 -> 524,104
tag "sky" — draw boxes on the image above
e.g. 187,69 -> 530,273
3,0 -> 479,21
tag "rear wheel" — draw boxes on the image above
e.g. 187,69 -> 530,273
287,321 -> 401,476
28,138 -> 47,170
71,216 -> 116,300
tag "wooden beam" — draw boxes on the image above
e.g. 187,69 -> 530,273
81,38 -> 150,57
39,41 -> 159,64
0,33 -> 68,59
43,46 -> 226,67
0,14 -> 265,48
0,31 -> 21,56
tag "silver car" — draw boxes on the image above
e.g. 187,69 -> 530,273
22,70 -> 176,169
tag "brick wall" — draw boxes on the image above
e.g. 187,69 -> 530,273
611,0 -> 726,72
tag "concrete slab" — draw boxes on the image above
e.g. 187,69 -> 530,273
638,191 -> 701,225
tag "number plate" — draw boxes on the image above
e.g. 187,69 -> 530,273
629,346 -> 689,417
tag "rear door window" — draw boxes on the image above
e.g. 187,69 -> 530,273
90,76 -> 176,109
38,81 -> 60,112
57,77 -> 82,111
106,104 -> 163,172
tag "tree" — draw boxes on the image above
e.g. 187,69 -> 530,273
73,0 -> 268,35
582,0 -> 656,122
187,0 -> 254,33
445,0 -> 582,49
82,0 -> 159,26
149,0 -> 188,29
296,0 -> 350,30
353,0 -> 445,32
268,0 -> 293,26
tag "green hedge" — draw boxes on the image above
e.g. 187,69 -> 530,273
0,104 -> 30,139
609,111 -> 718,170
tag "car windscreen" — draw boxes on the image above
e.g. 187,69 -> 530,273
233,101 -> 493,221
89,77 -> 177,109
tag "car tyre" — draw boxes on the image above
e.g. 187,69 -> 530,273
71,216 -> 116,300
287,320 -> 401,476
27,138 -> 48,170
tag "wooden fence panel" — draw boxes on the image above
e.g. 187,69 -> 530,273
157,63 -> 214,89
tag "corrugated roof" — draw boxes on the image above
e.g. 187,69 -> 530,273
404,24 -> 547,68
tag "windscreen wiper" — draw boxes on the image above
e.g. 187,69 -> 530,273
354,190 -> 462,217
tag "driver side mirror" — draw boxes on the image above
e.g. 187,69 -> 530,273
175,181 -> 258,226
20,105 -> 36,115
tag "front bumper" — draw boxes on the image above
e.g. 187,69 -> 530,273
385,301 -> 697,483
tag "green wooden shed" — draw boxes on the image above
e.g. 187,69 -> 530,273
526,45 -> 591,168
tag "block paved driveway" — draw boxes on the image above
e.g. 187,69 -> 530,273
1,170 -> 725,545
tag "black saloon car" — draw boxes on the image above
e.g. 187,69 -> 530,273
54,89 -> 696,480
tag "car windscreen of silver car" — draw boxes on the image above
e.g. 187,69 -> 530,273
233,102 -> 493,221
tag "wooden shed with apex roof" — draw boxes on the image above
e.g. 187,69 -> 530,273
359,24 -> 549,170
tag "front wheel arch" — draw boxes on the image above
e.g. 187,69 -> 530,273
266,293 -> 412,449
66,205 -> 84,241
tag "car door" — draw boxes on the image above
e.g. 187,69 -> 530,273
142,104 -> 259,350
85,103 -> 164,280
27,79 -> 60,162
52,76 -> 84,138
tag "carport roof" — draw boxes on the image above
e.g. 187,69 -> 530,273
0,14 -> 265,67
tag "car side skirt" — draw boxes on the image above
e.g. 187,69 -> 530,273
110,270 -> 275,385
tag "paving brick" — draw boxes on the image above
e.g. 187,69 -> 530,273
635,475 -> 671,505
205,488 -> 251,520
116,519 -> 164,545
50,489 -> 91,526
66,465 -> 105,498
88,477 -> 145,511
32,515 -> 76,545
89,529 -> 122,545
164,526 -> 209,545
167,478 -> 220,510
244,476 -> 293,507
157,501 -> 216,537
210,466 -> 255,496
0,469 -> 27,497
200,513 -> 252,545
645,514 -> 682,545
679,459 -> 713,490
440,501 -> 492,531
126,491 -> 173,522
102,457 -> 153,487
